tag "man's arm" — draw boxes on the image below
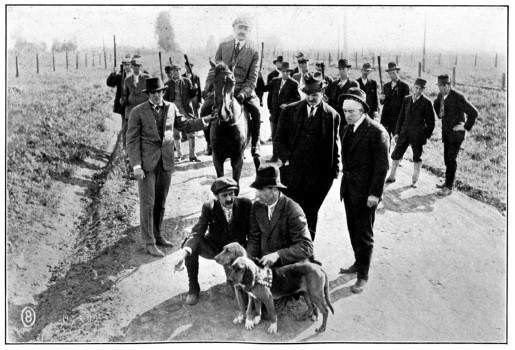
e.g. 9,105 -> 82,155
394,97 -> 408,136
106,72 -> 119,87
370,80 -> 379,113
239,49 -> 260,98
275,201 -> 313,264
182,201 -> 212,252
368,126 -> 390,199
459,95 -> 479,131
126,107 -> 142,168
287,80 -> 301,104
185,78 -> 197,98
274,105 -> 293,163
203,44 -> 224,97
424,99 -> 436,139
247,203 -> 262,259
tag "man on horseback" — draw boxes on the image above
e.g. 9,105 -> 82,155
201,15 -> 262,158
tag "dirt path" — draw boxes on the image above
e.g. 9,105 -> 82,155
29,107 -> 506,343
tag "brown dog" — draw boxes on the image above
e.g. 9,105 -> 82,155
229,256 -> 334,333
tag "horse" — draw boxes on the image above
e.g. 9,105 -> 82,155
209,60 -> 258,185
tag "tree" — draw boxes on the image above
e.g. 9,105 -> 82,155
155,11 -> 179,53
51,39 -> 77,52
14,38 -> 47,53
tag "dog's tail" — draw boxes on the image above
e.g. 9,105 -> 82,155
324,271 -> 335,314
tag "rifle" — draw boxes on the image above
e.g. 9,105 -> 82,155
258,42 -> 264,75
256,42 -> 265,106
377,55 -> 384,93
113,35 -> 117,68
158,52 -> 164,80
169,57 -> 173,66
320,62 -> 325,80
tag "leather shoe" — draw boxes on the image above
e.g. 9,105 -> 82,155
189,156 -> 201,163
185,293 -> 199,305
204,145 -> 212,156
145,244 -> 165,257
435,183 -> 446,189
385,177 -> 396,184
351,279 -> 367,294
437,187 -> 453,196
339,264 -> 358,274
155,237 -> 174,247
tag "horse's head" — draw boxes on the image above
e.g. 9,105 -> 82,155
210,59 -> 238,123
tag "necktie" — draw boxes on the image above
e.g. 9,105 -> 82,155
279,79 -> 286,92
439,96 -> 445,118
234,42 -> 241,58
309,106 -> 316,118
348,124 -> 355,134
268,206 -> 274,220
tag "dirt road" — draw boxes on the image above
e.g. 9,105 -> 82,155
26,109 -> 506,343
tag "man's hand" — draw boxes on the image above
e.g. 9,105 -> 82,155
236,94 -> 245,105
112,67 -> 117,74
203,114 -> 217,123
170,249 -> 189,273
367,195 -> 380,208
393,134 -> 399,143
134,167 -> 145,181
379,93 -> 385,104
373,111 -> 380,120
279,103 -> 287,109
453,124 -> 466,131
192,84 -> 198,90
119,97 -> 125,105
259,252 -> 280,267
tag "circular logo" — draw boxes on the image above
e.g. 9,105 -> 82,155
21,307 -> 36,328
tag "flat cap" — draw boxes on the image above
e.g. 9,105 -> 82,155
211,176 -> 239,195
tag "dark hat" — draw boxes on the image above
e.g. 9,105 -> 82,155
232,16 -> 252,28
361,63 -> 374,71
273,55 -> 283,64
295,52 -> 304,59
338,59 -> 352,69
122,54 -> 132,63
131,57 -> 143,66
250,165 -> 287,190
298,57 -> 309,64
338,87 -> 370,113
165,64 -> 181,72
280,62 -> 293,71
211,176 -> 238,195
142,77 -> 167,93
436,74 -> 451,85
414,78 -> 427,88
315,61 -> 325,67
385,62 -> 400,72
301,72 -> 328,94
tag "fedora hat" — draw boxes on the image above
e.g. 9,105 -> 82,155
436,74 -> 451,85
210,176 -> 239,195
338,59 -> 352,69
361,63 -> 374,71
301,72 -> 328,94
414,78 -> 427,88
338,87 -> 370,113
273,55 -> 284,64
131,57 -> 143,66
142,77 -> 167,93
385,62 -> 400,72
122,54 -> 133,64
232,16 -> 252,28
165,64 -> 181,72
280,62 -> 293,71
295,52 -> 305,59
298,57 -> 309,64
250,165 -> 287,190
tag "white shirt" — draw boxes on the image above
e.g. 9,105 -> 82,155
350,114 -> 366,131
391,80 -> 397,89
221,205 -> 233,223
133,73 -> 140,85
361,78 -> 368,85
267,198 -> 279,220
338,78 -> 349,87
307,104 -> 320,118
234,39 -> 246,50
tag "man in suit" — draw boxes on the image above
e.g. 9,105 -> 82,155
357,63 -> 379,120
386,78 -> 436,187
169,177 -> 252,305
182,62 -> 202,119
201,16 -> 262,157
339,88 -> 389,294
247,165 -> 314,268
326,59 -> 359,126
106,54 -> 132,149
274,72 -> 340,241
126,77 -> 215,257
123,57 -> 152,126
291,52 -> 305,77
433,74 -> 478,196
315,61 -> 334,86
260,62 -> 301,162
163,64 -> 200,163
264,55 -> 283,138
292,57 -> 310,89
379,62 -> 410,140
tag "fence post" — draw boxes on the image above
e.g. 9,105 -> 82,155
92,52 -> 95,67
328,52 -> 332,66
438,53 -> 441,66
501,73 -> 506,90
15,55 -> 19,77
355,52 -> 358,68
36,53 -> 39,74
85,53 -> 88,67
452,66 -> 456,87
99,54 -> 101,66
52,50 -> 55,71
495,54 -> 498,68
76,52 -> 79,69
66,50 -> 69,70
418,62 -> 422,77
474,53 -> 477,67
104,51 -> 107,69
455,54 -> 458,66
396,55 -> 398,65
422,56 -> 426,73
317,52 -> 320,61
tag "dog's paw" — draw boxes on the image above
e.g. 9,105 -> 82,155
252,315 -> 261,325
310,313 -> 318,322
315,325 -> 326,333
245,319 -> 255,330
267,322 -> 278,334
233,314 -> 245,324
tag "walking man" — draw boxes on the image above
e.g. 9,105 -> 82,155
379,62 -> 410,139
327,59 -> 359,125
357,63 -> 379,119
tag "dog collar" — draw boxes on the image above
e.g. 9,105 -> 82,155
255,265 -> 273,288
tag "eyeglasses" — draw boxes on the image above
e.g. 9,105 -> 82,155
342,109 -> 361,114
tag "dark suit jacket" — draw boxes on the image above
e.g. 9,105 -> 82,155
395,94 -> 436,145
183,197 -> 252,252
163,76 -> 196,118
340,116 -> 390,203
357,77 -> 379,115
204,39 -> 260,98
123,72 -> 151,117
106,72 -> 125,114
327,78 -> 359,124
261,77 -> 301,122
247,194 -> 314,267
266,69 -> 281,109
380,79 -> 410,130
290,66 -> 300,77
126,101 -> 206,172
434,88 -> 478,137
182,72 -> 202,102
275,100 -> 340,187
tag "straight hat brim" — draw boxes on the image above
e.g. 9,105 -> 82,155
385,68 -> 401,72
249,180 -> 287,189
142,87 -> 167,93
301,81 -> 328,95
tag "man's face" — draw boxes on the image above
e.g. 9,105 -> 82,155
299,62 -> 308,73
123,63 -> 132,74
171,69 -> 180,80
281,70 -> 290,79
437,83 -> 451,95
147,90 -> 164,105
218,189 -> 236,209
256,187 -> 278,205
342,100 -> 364,125
132,64 -> 141,74
275,61 -> 283,70
233,24 -> 250,41
315,65 -> 322,72
361,69 -> 371,79
413,85 -> 425,98
306,91 -> 324,106
388,70 -> 399,81
339,67 -> 349,79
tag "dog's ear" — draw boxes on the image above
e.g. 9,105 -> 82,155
241,264 -> 254,287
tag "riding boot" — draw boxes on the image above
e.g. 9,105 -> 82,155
386,159 -> 400,183
412,161 -> 422,188
251,120 -> 261,157
204,127 -> 212,156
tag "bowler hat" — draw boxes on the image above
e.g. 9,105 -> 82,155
338,59 -> 352,69
273,55 -> 283,64
232,16 -> 252,28
414,78 -> 427,88
385,62 -> 400,72
250,165 -> 287,190
301,72 -> 328,94
122,54 -> 132,63
297,57 -> 309,64
280,62 -> 293,71
436,74 -> 451,85
361,63 -> 374,71
142,77 -> 167,93
338,87 -> 370,113
131,57 -> 143,66
295,52 -> 304,59
211,176 -> 239,195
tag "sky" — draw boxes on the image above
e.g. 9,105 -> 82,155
6,4 -> 508,55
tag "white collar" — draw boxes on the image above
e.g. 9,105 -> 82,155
234,39 -> 246,48
267,194 -> 280,209
351,115 -> 366,130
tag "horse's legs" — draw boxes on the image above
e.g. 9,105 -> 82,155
231,155 -> 244,185
213,154 -> 224,178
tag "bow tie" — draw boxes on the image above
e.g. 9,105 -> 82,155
153,104 -> 164,111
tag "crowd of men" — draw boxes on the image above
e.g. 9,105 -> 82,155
106,15 -> 478,307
